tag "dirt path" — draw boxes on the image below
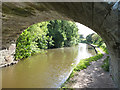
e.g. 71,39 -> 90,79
64,48 -> 116,88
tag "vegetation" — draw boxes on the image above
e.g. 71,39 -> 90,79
61,31 -> 110,88
61,52 -> 103,88
79,33 -> 109,71
15,22 -> 52,60
101,56 -> 109,72
61,33 -> 110,88
48,20 -> 79,48
80,33 -> 109,54
15,20 -> 80,60
74,54 -> 103,71
99,43 -> 109,54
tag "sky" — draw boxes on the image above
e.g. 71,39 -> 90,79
75,22 -> 96,38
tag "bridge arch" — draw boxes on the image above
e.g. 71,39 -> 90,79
2,2 -> 120,88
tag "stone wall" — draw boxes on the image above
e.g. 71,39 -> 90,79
1,2 -> 120,88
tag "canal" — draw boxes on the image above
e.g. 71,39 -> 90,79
2,43 -> 96,88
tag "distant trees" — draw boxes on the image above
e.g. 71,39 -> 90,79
79,33 -> 103,45
79,35 -> 84,39
86,33 -> 94,44
47,20 -> 79,48
15,20 -> 80,60
79,33 -> 108,54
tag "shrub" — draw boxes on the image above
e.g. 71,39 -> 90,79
101,56 -> 109,72
15,20 -> 80,60
15,22 -> 54,60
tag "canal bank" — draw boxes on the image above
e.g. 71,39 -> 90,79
61,48 -> 116,88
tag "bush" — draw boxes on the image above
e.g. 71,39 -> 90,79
47,20 -> 79,48
81,33 -> 109,54
100,44 -> 109,54
15,20 -> 80,60
15,21 -> 54,60
101,56 -> 109,72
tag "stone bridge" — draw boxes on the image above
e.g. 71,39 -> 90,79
1,1 -> 120,88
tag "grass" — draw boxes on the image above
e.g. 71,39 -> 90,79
61,52 -> 104,88
100,46 -> 109,54
90,43 -> 109,72
74,54 -> 103,71
101,56 -> 109,72
91,43 -> 109,54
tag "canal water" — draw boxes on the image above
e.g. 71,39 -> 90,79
2,43 -> 96,88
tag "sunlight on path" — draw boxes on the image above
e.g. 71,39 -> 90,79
64,49 -> 116,88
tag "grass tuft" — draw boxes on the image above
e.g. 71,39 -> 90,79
61,53 -> 103,88
101,56 -> 109,72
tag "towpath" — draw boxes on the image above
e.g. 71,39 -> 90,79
64,48 -> 116,88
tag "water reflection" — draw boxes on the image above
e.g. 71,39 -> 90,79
2,43 -> 96,88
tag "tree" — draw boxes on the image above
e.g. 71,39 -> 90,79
86,33 -> 94,44
47,20 -> 79,48
15,20 -> 80,60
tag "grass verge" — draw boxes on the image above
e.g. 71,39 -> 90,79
101,56 -> 109,72
100,46 -> 109,54
61,53 -> 103,88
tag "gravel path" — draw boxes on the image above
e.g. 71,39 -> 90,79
64,48 -> 116,88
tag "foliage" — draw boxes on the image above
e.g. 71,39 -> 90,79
15,21 -> 54,60
92,34 -> 104,46
78,34 -> 84,43
91,34 -> 108,53
61,53 -> 103,88
86,33 -> 94,44
84,33 -> 104,46
91,34 -> 109,54
47,20 -> 79,48
100,44 -> 109,54
79,34 -> 84,39
80,33 -> 109,54
101,56 -> 109,72
15,20 -> 80,60
74,53 -> 103,71
61,33 -> 109,88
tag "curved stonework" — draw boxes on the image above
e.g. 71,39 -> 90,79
1,2 -> 120,88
